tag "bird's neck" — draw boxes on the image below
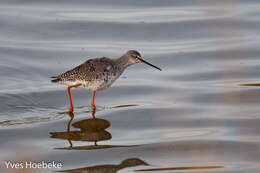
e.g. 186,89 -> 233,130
115,55 -> 133,71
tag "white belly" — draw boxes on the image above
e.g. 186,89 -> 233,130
62,73 -> 121,91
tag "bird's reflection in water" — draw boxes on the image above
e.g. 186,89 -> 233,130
50,109 -> 223,173
58,158 -> 149,173
50,110 -> 135,150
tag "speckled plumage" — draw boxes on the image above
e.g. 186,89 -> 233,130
51,50 -> 153,91
52,57 -> 121,91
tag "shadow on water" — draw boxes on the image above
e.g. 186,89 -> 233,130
57,158 -> 223,173
50,110 -> 138,150
57,158 -> 149,173
50,110 -> 224,173
240,83 -> 260,86
135,165 -> 223,172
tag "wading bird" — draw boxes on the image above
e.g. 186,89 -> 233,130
51,50 -> 161,113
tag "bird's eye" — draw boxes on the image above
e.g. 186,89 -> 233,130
135,56 -> 139,59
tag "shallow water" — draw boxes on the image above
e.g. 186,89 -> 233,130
1,0 -> 260,172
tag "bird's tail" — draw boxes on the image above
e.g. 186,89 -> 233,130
51,76 -> 61,83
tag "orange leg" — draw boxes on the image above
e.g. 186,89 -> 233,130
67,83 -> 81,113
91,91 -> 96,111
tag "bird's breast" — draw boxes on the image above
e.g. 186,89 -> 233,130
81,70 -> 122,91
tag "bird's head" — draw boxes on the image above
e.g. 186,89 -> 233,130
125,50 -> 162,71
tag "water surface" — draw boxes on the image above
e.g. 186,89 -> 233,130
1,0 -> 260,173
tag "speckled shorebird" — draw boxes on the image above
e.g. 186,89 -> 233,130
51,50 -> 161,113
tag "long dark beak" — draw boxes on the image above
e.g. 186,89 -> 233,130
138,57 -> 162,71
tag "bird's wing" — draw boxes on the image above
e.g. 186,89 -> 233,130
55,57 -> 115,82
